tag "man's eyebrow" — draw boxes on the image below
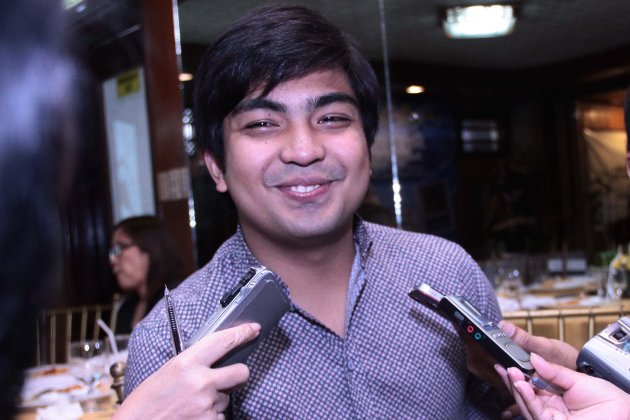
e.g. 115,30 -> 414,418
232,97 -> 286,114
309,92 -> 358,111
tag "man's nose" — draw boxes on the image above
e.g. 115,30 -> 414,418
279,125 -> 325,166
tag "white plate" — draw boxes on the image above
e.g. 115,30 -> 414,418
18,364 -> 112,409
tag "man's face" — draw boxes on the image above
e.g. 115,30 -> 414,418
205,69 -> 371,247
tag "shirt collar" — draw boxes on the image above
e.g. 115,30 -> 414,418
352,216 -> 374,268
232,216 -> 374,268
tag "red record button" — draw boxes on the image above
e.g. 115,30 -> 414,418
466,326 -> 474,333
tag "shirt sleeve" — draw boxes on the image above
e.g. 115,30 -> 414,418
123,319 -> 173,398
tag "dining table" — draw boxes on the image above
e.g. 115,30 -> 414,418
13,363 -> 120,420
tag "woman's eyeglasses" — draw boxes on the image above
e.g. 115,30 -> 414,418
109,242 -> 135,259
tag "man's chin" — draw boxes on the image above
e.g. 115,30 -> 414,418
278,218 -> 353,246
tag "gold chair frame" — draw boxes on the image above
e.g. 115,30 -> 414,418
503,302 -> 628,349
36,302 -> 119,365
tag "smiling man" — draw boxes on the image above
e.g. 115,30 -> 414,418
124,6 -> 506,418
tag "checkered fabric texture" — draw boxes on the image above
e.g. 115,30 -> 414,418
125,220 -> 505,418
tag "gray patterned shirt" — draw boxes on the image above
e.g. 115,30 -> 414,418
125,220 -> 505,418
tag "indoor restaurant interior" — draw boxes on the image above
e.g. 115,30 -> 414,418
6,0 -> 630,417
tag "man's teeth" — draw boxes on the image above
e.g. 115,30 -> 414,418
290,184 -> 321,193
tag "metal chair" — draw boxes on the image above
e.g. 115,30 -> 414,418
36,298 -> 120,365
503,301 -> 628,349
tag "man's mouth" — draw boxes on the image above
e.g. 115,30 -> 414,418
289,184 -> 321,193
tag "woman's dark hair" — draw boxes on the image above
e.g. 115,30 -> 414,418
113,216 -> 184,299
193,5 -> 380,170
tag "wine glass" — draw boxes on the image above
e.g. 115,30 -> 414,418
67,340 -> 109,411
606,266 -> 628,301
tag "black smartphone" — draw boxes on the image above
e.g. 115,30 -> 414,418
186,266 -> 291,367
409,283 -> 534,373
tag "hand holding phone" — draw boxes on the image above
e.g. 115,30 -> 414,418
187,266 -> 291,367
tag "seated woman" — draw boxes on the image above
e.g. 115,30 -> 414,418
109,215 -> 184,334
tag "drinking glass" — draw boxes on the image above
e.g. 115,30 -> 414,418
106,334 -> 130,365
67,340 -> 109,411
501,268 -> 523,298
606,266 -> 628,301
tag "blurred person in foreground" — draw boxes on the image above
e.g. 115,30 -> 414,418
0,0 -> 77,414
122,5 -> 508,418
493,86 -> 630,419
0,1 -> 255,416
110,215 -> 184,334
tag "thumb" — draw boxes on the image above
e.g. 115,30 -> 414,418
499,320 -> 539,353
187,322 -> 261,367
529,352 -> 581,391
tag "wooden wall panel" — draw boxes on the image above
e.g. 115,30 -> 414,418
141,0 -> 195,276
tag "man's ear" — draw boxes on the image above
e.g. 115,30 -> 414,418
204,152 -> 228,192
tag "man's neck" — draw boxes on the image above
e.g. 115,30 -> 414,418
241,225 -> 356,336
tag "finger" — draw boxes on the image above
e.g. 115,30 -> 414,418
494,364 -> 512,393
514,381 -> 568,420
529,353 -> 580,391
512,380 -> 537,420
506,367 -> 526,382
209,362 -> 251,391
213,391 -> 230,413
506,367 -> 527,404
500,403 -> 521,420
498,321 -> 577,369
499,321 -> 543,354
189,323 -> 261,367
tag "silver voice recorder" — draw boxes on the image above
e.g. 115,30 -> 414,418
187,266 -> 291,367
577,316 -> 630,393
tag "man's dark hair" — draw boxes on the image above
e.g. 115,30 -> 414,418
193,5 -> 380,170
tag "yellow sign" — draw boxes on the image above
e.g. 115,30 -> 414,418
116,69 -> 141,98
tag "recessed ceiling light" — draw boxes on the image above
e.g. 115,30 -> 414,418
179,73 -> 194,82
406,85 -> 425,94
442,4 -> 516,39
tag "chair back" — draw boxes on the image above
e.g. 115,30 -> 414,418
36,301 -> 119,365
503,302 -> 628,349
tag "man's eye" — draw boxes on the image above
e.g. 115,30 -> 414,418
245,121 -> 275,129
319,115 -> 351,125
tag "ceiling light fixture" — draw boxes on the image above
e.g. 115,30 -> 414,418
179,73 -> 194,82
405,85 -> 425,94
442,4 -> 516,39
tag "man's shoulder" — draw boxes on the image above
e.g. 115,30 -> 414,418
364,221 -> 468,259
362,222 -> 492,300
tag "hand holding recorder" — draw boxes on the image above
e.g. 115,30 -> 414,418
496,352 -> 630,420
498,320 -> 579,371
187,266 -> 290,367
409,284 -> 563,396
115,323 -> 260,420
